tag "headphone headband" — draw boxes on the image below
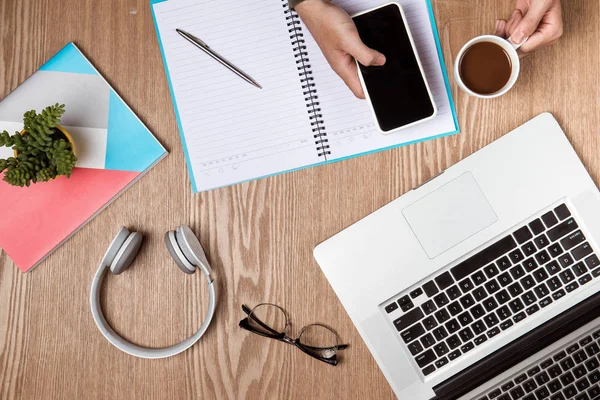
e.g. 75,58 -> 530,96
89,226 -> 217,359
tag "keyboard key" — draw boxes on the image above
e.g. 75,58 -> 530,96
534,387 -> 549,399
485,264 -> 500,278
460,293 -> 476,309
522,291 -> 537,305
585,357 -> 599,372
410,287 -> 423,298
510,386 -> 525,399
578,274 -> 592,286
552,289 -> 566,300
528,366 -> 541,376
554,351 -> 567,362
523,258 -> 538,272
536,372 -> 550,386
539,296 -> 553,308
579,336 -> 592,346
542,211 -> 559,228
435,357 -> 449,369
523,379 -> 538,393
423,316 -> 438,330
488,388 -> 502,399
521,276 -> 537,290
484,313 -> 500,328
497,305 -> 512,320
588,386 -> 600,399
548,277 -> 562,291
497,256 -> 512,271
484,297 -> 499,312
546,260 -> 562,276
585,255 -> 599,269
447,334 -> 461,349
585,343 -> 599,357
534,233 -> 549,249
526,304 -> 540,315
510,265 -> 526,280
561,372 -> 575,386
451,236 -> 517,281
549,242 -> 564,258
533,268 -> 549,283
447,285 -> 462,300
500,319 -> 513,330
433,326 -> 448,341
472,271 -> 488,286
590,370 -> 600,384
445,319 -> 461,334
495,289 -> 511,304
485,279 -> 501,294
549,364 -> 563,378
508,282 -> 524,297
474,334 -> 487,346
509,298 -> 525,313
435,309 -> 450,324
472,320 -> 487,334
461,342 -> 474,353
502,381 -> 515,391
574,363 -> 587,377
548,218 -> 578,241
423,281 -> 439,297
565,282 -> 579,293
515,226 -> 534,244
592,267 -> 600,278
535,283 -> 550,298
561,231 -> 585,251
522,241 -> 537,257
548,379 -> 563,393
473,286 -> 488,301
416,349 -> 436,367
458,311 -> 473,327
573,243 -> 593,261
459,278 -> 475,293
434,292 -> 450,307
394,308 -> 425,331
400,298 -> 414,312
448,349 -> 461,361
560,270 -> 575,284
559,253 -> 575,268
541,359 -> 554,368
401,323 -> 426,343
459,327 -> 474,341
422,364 -> 436,376
498,272 -> 513,287
422,300 -> 437,315
448,301 -> 463,316
562,385 -> 576,399
555,204 -> 571,220
487,326 -> 501,338
535,250 -> 551,265
434,342 -> 449,357
408,341 -> 424,355
509,249 -> 525,263
435,272 -> 455,291
561,358 -> 576,371
385,302 -> 399,313
530,219 -> 545,235
576,377 -> 590,391
471,304 -> 485,319
516,374 -> 528,384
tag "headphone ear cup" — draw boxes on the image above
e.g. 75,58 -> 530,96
175,225 -> 211,274
110,232 -> 143,275
165,231 -> 195,274
101,227 -> 131,267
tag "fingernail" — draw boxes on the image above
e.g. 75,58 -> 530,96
377,54 -> 386,66
494,20 -> 501,33
512,31 -> 525,44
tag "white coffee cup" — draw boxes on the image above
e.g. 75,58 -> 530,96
454,35 -> 526,99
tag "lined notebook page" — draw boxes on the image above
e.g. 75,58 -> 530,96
300,0 -> 458,160
153,0 -> 320,192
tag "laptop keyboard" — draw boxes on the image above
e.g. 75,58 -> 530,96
476,328 -> 600,400
383,204 -> 600,377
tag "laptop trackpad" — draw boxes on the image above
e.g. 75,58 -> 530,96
403,172 -> 497,259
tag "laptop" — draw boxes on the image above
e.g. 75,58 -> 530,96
314,113 -> 600,400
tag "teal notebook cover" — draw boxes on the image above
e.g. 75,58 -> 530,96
151,0 -> 459,193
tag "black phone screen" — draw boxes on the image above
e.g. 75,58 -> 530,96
353,4 -> 435,132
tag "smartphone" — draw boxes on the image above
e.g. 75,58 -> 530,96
353,3 -> 437,133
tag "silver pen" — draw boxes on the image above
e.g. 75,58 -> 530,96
176,28 -> 262,89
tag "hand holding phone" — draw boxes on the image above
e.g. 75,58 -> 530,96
353,2 -> 437,133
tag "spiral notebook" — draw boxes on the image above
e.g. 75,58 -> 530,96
151,0 -> 459,192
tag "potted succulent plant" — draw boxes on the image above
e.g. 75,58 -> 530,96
0,104 -> 77,187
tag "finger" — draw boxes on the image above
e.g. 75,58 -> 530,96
505,9 -> 524,37
493,19 -> 508,37
343,34 -> 386,67
331,59 -> 365,99
510,1 -> 550,44
518,31 -> 547,54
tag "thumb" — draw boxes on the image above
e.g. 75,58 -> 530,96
345,37 -> 386,67
510,3 -> 547,44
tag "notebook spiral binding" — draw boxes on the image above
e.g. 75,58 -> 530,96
282,1 -> 330,157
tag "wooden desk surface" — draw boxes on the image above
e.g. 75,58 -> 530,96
1,0 -> 599,398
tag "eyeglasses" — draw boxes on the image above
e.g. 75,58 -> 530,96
239,303 -> 348,366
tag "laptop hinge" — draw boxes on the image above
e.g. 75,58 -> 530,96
431,290 -> 600,400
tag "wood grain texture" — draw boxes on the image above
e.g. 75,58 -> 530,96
1,0 -> 599,398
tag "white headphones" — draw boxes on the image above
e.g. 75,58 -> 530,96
90,225 -> 217,359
